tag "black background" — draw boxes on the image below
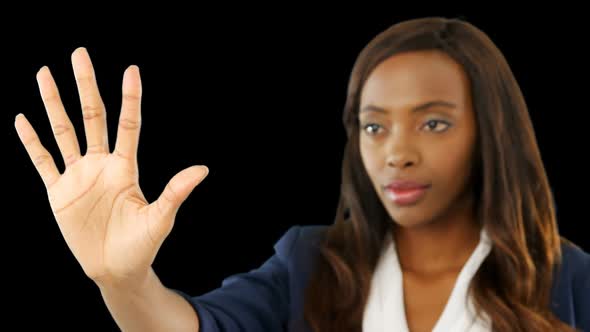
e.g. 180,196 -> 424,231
6,9 -> 589,331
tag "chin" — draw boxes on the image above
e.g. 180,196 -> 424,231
387,204 -> 440,228
386,208 -> 431,229
391,217 -> 430,229
380,191 -> 438,228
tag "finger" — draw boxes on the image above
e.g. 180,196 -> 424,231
15,114 -> 61,189
114,65 -> 142,161
37,66 -> 82,168
147,166 -> 209,239
71,47 -> 109,155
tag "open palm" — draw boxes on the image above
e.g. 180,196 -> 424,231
15,47 -> 209,287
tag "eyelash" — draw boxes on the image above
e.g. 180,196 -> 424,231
361,119 -> 452,135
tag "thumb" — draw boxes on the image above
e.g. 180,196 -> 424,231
152,165 -> 209,220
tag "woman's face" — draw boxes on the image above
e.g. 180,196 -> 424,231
359,50 -> 478,229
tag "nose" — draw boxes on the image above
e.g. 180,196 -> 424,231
385,131 -> 418,169
386,152 -> 416,169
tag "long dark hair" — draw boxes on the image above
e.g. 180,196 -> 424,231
303,16 -> 578,332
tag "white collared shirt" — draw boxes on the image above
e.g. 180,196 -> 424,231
363,226 -> 493,331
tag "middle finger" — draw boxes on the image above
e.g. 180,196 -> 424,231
71,47 -> 109,155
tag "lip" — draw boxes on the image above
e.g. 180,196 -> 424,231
386,179 -> 430,190
384,186 -> 430,206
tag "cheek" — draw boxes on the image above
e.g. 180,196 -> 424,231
360,142 -> 384,190
360,142 -> 381,175
429,138 -> 474,188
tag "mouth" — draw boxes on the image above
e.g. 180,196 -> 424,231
384,186 -> 430,206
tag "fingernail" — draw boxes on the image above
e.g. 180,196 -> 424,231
37,66 -> 48,76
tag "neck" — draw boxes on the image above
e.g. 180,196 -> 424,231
393,198 -> 481,275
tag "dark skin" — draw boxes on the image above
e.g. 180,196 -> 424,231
359,50 -> 481,332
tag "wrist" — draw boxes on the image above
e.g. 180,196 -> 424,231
95,267 -> 157,296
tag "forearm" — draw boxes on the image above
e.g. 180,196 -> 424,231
97,268 -> 200,332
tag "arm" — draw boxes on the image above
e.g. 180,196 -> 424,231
169,226 -> 301,332
98,267 -> 200,332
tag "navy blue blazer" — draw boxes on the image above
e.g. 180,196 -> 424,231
174,225 -> 590,331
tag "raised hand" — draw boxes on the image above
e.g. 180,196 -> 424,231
15,47 -> 209,288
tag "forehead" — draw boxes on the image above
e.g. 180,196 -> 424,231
360,50 -> 470,109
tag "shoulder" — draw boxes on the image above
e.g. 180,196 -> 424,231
557,239 -> 590,285
273,224 -> 330,259
551,238 -> 590,328
272,224 -> 331,271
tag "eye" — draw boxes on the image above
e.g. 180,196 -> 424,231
422,119 -> 451,133
362,123 -> 382,136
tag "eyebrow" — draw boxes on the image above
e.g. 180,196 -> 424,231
360,100 -> 457,114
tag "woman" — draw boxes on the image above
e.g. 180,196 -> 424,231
15,16 -> 589,331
